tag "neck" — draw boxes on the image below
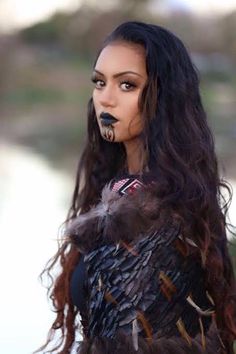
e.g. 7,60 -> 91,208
123,137 -> 145,174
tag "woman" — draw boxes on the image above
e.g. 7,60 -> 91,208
36,21 -> 236,353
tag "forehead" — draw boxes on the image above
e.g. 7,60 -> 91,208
95,42 -> 147,75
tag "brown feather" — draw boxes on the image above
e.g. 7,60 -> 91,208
176,318 -> 192,346
137,311 -> 153,341
159,271 -> 177,301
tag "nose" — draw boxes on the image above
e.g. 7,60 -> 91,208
98,85 -> 116,108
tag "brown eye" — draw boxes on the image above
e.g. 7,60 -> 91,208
120,81 -> 136,91
91,77 -> 105,89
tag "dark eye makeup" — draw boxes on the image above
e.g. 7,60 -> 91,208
91,76 -> 137,91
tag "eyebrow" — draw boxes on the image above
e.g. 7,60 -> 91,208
93,69 -> 143,78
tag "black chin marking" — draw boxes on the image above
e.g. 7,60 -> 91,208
101,125 -> 115,142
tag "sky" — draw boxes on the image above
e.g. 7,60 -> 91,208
160,0 -> 236,14
0,0 -> 81,33
0,0 -> 236,33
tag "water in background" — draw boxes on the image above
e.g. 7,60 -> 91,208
0,142 -> 73,354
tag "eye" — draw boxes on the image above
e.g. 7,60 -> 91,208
120,81 -> 136,91
91,77 -> 105,89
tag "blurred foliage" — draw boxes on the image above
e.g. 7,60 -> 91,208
18,4 -> 236,61
221,11 -> 236,59
229,238 -> 236,276
20,1 -> 152,59
20,12 -> 71,44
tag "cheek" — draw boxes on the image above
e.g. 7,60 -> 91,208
92,92 -> 98,111
123,94 -> 139,115
127,99 -> 142,125
122,113 -> 143,140
130,114 -> 143,135
92,95 -> 101,128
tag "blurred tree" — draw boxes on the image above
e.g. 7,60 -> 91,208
229,238 -> 236,276
0,35 -> 19,99
18,1 -> 154,59
220,11 -> 236,60
20,12 -> 71,45
62,0 -> 154,58
118,0 -> 151,13
0,36 -> 11,95
63,8 -> 132,58
17,1 -> 236,63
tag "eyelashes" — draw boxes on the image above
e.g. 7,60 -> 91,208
91,77 -> 137,91
91,77 -> 104,88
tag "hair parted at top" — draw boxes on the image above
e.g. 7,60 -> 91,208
34,21 -> 236,354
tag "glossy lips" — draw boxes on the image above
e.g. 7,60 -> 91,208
100,112 -> 118,127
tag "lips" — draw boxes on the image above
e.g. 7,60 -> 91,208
100,112 -> 118,126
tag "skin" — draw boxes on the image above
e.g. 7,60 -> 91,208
91,41 -> 148,174
102,124 -> 115,142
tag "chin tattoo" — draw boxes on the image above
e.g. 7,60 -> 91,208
101,125 -> 115,142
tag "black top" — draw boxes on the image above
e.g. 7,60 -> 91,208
70,254 -> 87,311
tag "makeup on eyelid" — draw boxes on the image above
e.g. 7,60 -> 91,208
91,76 -> 137,91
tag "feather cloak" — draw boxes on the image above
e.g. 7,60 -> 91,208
66,176 -> 228,354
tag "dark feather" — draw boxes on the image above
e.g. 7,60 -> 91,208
67,176 -> 224,353
66,180 -> 173,253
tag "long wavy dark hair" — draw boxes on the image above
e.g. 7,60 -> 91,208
35,21 -> 236,353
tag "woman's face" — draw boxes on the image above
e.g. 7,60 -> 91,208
91,41 -> 148,143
